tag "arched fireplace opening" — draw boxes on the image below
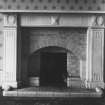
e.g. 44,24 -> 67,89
28,46 -> 69,87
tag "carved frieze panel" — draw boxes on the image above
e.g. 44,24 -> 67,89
21,14 -> 105,28
4,14 -> 17,27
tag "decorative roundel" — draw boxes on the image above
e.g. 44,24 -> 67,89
7,15 -> 16,25
90,16 -> 96,26
96,16 -> 104,26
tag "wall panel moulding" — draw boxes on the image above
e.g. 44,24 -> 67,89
0,0 -> 105,13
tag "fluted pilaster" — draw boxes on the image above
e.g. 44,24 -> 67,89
2,14 -> 18,90
85,16 -> 105,89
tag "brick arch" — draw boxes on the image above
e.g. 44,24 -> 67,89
30,42 -> 82,60
34,46 -> 69,53
29,28 -> 86,60
28,46 -> 80,78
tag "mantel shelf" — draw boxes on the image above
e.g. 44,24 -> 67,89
1,10 -> 105,14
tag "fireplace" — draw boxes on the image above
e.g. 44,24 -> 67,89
21,27 -> 84,88
1,14 -> 105,94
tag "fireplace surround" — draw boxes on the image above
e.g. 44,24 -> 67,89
0,13 -> 105,91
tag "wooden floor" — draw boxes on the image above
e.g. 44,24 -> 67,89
3,87 -> 103,98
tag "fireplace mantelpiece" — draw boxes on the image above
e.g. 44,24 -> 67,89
0,13 -> 104,91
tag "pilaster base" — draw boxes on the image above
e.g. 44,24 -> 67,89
2,81 -> 22,91
85,81 -> 105,89
67,77 -> 85,88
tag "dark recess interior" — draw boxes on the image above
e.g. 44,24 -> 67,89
40,52 -> 67,87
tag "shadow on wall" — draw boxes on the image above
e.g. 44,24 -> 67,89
28,46 -> 68,77
28,46 -> 80,78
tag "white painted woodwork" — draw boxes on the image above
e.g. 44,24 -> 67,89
86,28 -> 93,82
92,29 -> 104,82
85,28 -> 104,89
2,27 -> 17,89
2,14 -> 18,90
20,14 -> 104,27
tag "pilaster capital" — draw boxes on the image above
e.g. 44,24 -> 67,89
89,15 -> 104,27
3,14 -> 17,27
95,16 -> 104,27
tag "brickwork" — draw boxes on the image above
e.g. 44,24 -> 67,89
21,28 -> 87,78
27,28 -> 87,59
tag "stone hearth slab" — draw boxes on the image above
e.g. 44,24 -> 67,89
3,87 -> 102,98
